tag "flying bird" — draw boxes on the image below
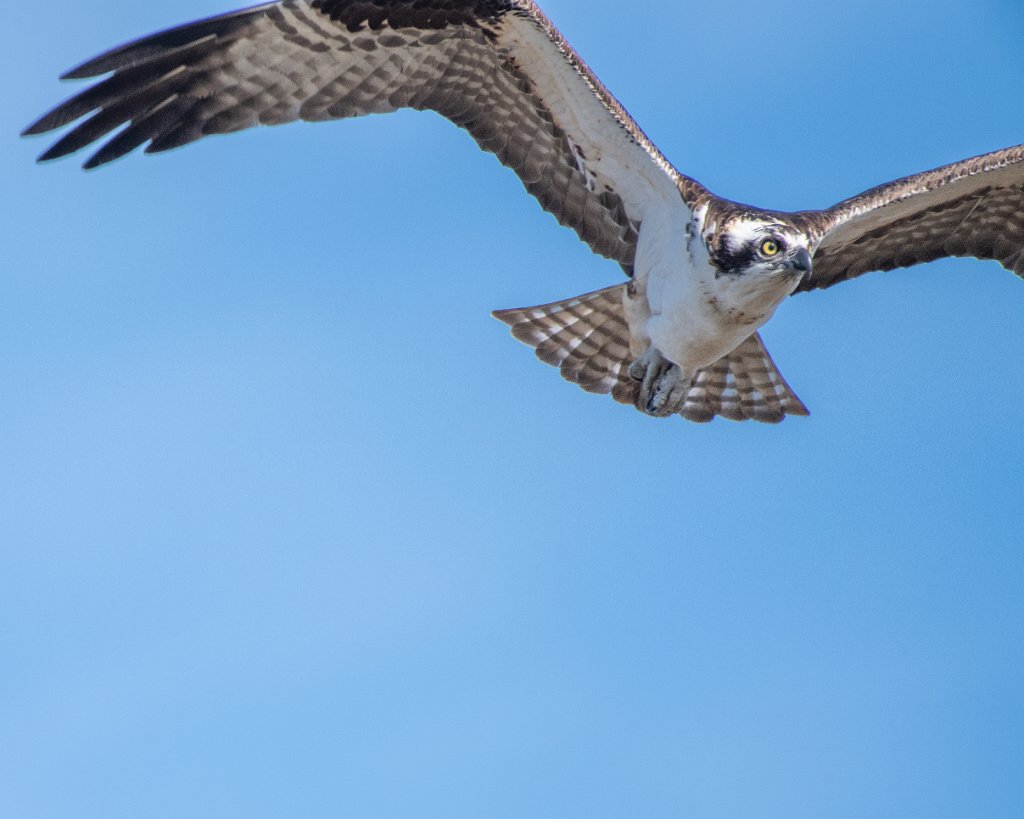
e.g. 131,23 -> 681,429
23,0 -> 1024,423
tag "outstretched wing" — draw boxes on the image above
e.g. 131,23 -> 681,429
24,0 -> 695,269
793,144 -> 1024,292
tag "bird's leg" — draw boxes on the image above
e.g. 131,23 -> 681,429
628,346 -> 693,417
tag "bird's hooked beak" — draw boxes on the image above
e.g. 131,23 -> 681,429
783,246 -> 813,286
786,246 -> 813,276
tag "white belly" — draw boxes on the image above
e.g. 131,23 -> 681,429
647,266 -> 776,371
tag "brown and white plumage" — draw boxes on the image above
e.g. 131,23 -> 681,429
22,0 -> 1024,425
23,0 -> 701,269
794,146 -> 1024,291
494,286 -> 808,423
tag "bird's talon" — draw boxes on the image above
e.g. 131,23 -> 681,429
629,346 -> 691,417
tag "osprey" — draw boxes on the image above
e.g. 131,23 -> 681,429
23,0 -> 1024,423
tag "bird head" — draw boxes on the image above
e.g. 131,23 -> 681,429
707,214 -> 813,288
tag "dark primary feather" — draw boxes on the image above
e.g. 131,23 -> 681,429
58,4 -> 278,80
23,0 -> 695,270
793,144 -> 1024,291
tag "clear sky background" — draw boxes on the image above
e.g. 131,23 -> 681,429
3,1 -> 1023,817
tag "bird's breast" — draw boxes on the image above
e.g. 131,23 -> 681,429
646,259 -> 792,372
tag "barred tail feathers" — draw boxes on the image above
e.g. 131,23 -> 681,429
684,333 -> 809,423
493,286 -> 809,423
492,285 -> 639,402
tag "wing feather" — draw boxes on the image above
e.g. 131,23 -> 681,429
794,144 -> 1024,291
24,0 -> 696,268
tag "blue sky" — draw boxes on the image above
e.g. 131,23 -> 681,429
3,1 -> 1023,817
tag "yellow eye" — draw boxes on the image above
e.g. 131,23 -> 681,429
760,239 -> 780,257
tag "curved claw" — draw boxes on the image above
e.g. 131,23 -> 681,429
628,346 -> 692,417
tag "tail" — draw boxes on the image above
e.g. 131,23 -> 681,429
493,285 -> 809,423
493,285 -> 640,403
685,332 -> 810,423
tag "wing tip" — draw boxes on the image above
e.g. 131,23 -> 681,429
60,62 -> 108,82
35,143 -> 74,164
22,107 -> 71,137
21,121 -> 47,138
57,2 -> 275,79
